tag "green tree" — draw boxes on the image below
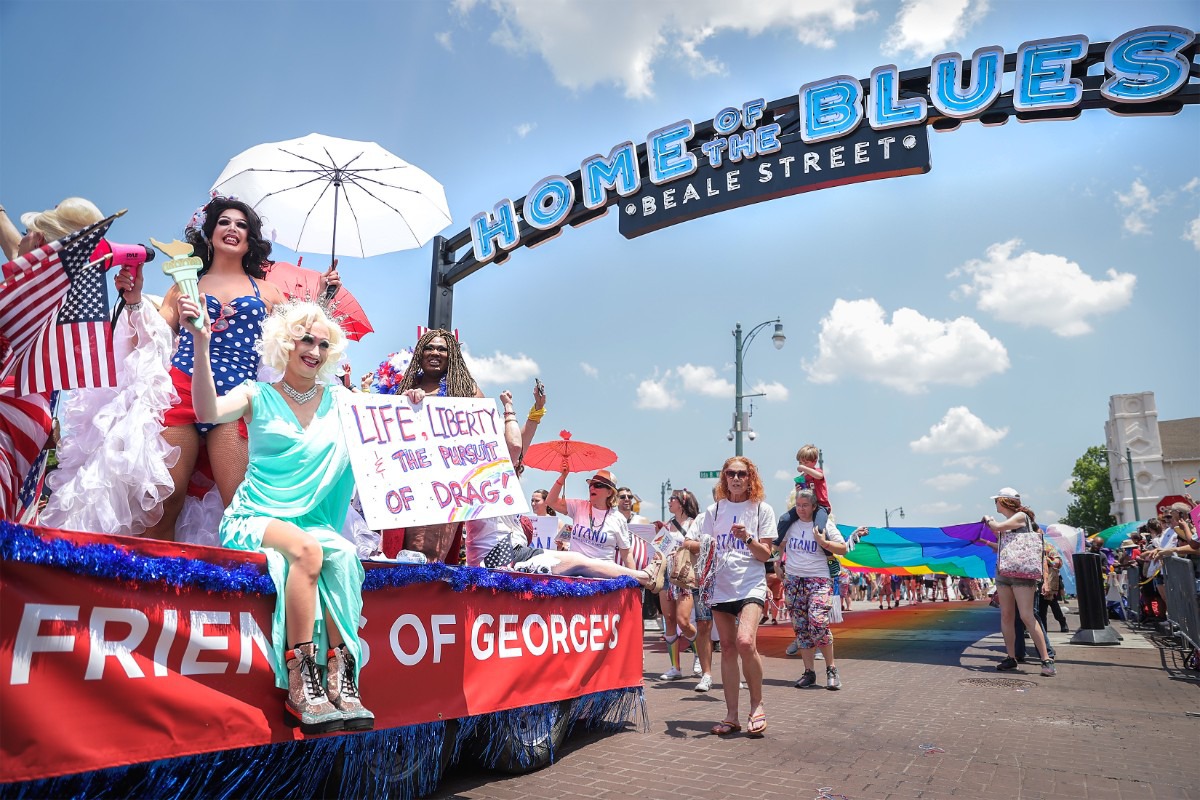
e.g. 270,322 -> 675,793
1060,445 -> 1117,532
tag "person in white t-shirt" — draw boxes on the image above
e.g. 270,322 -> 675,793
701,457 -> 776,738
777,489 -> 851,690
547,468 -> 635,567
466,396 -> 666,590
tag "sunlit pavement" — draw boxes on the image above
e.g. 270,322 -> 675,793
435,599 -> 1199,799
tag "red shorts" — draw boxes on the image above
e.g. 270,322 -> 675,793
163,367 -> 247,438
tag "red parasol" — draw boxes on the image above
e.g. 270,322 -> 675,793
523,430 -> 617,474
263,261 -> 374,341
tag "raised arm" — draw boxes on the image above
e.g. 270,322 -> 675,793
183,294 -> 252,424
521,381 -> 546,454
546,465 -> 569,515
498,390 -> 522,463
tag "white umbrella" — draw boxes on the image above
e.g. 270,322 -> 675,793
209,133 -> 451,261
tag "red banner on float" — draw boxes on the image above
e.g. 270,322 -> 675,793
0,530 -> 643,783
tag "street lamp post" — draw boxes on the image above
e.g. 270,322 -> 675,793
732,318 -> 785,456
660,479 -> 672,522
885,506 -> 905,527
1103,448 -> 1140,521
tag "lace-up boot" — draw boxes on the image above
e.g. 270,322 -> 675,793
285,642 -> 343,734
327,645 -> 375,731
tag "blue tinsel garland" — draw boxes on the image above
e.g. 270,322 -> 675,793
0,521 -> 638,598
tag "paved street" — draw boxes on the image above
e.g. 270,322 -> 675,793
436,599 -> 1200,799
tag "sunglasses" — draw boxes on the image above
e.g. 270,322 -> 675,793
210,302 -> 237,333
724,470 -> 749,479
617,494 -> 634,500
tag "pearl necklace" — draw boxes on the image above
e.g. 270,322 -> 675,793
279,381 -> 318,404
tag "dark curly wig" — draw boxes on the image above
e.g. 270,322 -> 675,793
185,196 -> 271,279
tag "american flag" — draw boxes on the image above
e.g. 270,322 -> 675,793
0,388 -> 53,521
0,214 -> 119,394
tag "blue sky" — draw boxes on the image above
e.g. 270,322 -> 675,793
3,0 -> 1198,529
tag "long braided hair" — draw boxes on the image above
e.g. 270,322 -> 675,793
397,328 -> 479,397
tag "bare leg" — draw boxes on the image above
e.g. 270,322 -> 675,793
696,618 -> 714,674
551,551 -> 656,585
144,424 -> 200,541
675,591 -> 697,640
1012,584 -> 1050,661
997,584 -> 1018,658
261,519 -> 324,646
712,610 -> 741,723
207,421 -> 249,507
735,603 -> 765,716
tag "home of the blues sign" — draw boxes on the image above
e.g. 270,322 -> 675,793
464,26 -> 1195,266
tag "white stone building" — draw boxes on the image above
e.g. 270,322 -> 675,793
1105,392 -> 1200,523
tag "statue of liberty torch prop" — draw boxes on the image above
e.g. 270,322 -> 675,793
151,237 -> 208,331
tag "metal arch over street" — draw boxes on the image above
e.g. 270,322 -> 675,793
428,29 -> 1200,329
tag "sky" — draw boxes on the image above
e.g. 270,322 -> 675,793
3,0 -> 1198,531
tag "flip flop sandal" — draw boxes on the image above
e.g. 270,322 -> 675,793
710,720 -> 741,736
746,707 -> 767,737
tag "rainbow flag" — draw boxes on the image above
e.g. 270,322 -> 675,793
833,521 -> 1085,586
1184,477 -> 1196,488
834,522 -> 995,579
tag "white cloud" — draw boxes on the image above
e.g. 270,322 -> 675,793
803,298 -> 1009,394
749,380 -> 789,402
832,480 -> 861,494
636,374 -> 681,410
911,407 -> 1008,454
1184,216 -> 1200,251
923,472 -> 976,492
1058,477 -> 1073,493
514,122 -> 537,138
883,0 -> 990,59
1182,177 -> 1200,193
455,0 -> 875,99
944,455 -> 1001,475
435,31 -> 453,51
1042,509 -> 1060,522
919,501 -> 963,515
462,349 -> 540,386
1114,178 -> 1166,235
951,239 -> 1135,337
676,363 -> 734,398
774,469 -> 793,482
580,362 -> 599,378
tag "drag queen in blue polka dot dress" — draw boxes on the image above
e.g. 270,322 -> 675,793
117,196 -> 339,541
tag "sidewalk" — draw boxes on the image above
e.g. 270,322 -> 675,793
436,599 -> 1200,799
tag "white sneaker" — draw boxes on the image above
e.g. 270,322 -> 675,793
659,667 -> 683,681
739,680 -> 748,689
692,654 -> 702,676
695,673 -> 713,692
815,651 -> 824,660
785,637 -> 800,657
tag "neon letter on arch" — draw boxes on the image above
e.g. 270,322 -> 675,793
930,46 -> 1003,119
469,199 -> 519,264
1014,35 -> 1089,113
523,176 -> 575,231
869,65 -> 928,130
581,142 -> 641,210
799,76 -> 862,144
1102,26 -> 1195,104
647,120 -> 697,185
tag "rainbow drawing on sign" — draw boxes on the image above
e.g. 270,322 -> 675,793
442,459 -> 516,523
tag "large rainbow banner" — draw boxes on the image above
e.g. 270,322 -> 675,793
835,522 -> 1085,590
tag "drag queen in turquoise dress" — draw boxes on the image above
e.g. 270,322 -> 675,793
180,295 -> 370,735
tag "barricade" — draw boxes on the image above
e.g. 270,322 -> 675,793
1163,555 -> 1200,651
1125,563 -> 1142,624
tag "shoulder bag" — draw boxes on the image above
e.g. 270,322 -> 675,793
997,518 -> 1043,580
